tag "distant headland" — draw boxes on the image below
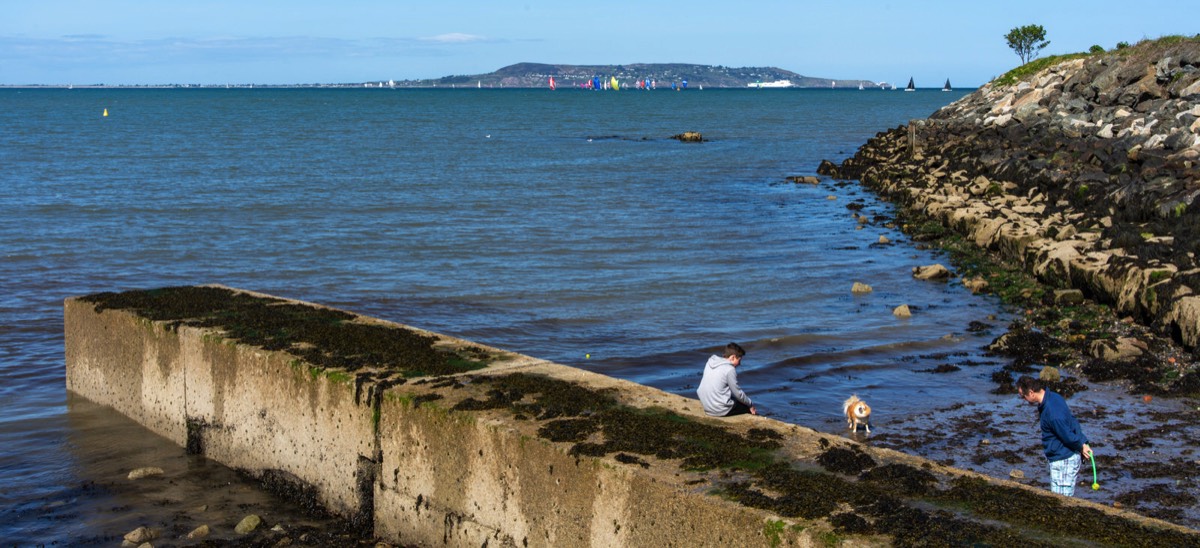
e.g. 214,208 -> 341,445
1,62 -> 884,90
391,62 -> 882,89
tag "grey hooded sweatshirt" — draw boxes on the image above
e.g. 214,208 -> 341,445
697,354 -> 751,416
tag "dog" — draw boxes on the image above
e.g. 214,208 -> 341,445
843,394 -> 872,433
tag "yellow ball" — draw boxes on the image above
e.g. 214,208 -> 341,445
585,354 -> 590,359
1092,483 -> 1100,490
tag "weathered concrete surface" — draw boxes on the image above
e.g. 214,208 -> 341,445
375,362 -> 798,547
66,286 -> 1200,546
63,288 -> 833,545
65,293 -> 386,525
65,304 -> 190,445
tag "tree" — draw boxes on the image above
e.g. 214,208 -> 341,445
1005,25 -> 1051,65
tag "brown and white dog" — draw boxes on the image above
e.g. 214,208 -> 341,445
843,395 -> 871,433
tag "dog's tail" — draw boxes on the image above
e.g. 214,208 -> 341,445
843,394 -> 860,415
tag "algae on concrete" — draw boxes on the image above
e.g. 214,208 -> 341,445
80,286 -> 492,377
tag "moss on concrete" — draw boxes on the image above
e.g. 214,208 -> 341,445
445,372 -> 1198,546
80,286 -> 490,377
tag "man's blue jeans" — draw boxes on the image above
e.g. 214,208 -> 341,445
1049,453 -> 1081,496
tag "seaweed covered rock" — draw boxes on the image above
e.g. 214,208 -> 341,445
826,37 -> 1200,394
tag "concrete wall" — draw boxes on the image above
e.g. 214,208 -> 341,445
64,291 -> 820,546
67,288 -> 1199,546
374,364 -> 787,547
65,296 -> 391,528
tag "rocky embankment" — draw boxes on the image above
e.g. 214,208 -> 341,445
821,38 -> 1200,394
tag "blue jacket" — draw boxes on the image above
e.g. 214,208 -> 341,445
1038,391 -> 1088,462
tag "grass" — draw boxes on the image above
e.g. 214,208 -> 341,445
993,34 -> 1200,87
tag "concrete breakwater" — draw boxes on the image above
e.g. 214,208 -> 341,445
63,285 -> 1200,545
821,38 -> 1200,391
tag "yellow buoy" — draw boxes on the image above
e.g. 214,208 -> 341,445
103,108 -> 108,117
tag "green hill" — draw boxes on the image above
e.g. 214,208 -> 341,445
389,62 -> 878,89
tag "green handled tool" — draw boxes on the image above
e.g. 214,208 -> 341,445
1090,453 -> 1099,490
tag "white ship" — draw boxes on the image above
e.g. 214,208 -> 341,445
748,80 -> 794,88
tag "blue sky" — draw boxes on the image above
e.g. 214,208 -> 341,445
2,1 -> 1192,86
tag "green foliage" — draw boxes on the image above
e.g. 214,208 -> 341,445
1005,24 -> 1051,64
1089,44 -> 1105,54
764,520 -> 786,548
994,52 -> 1089,86
818,530 -> 845,546
1116,41 -> 1130,50
1149,270 -> 1173,284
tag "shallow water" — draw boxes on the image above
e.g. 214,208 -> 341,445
2,87 -> 1195,542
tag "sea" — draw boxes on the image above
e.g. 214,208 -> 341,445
0,86 -> 1040,543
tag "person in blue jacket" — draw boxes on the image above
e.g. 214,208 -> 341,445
697,342 -> 756,417
1016,375 -> 1094,496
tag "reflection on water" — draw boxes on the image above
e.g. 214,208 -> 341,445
0,395 -> 359,545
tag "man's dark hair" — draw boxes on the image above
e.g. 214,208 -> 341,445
724,342 -> 746,359
1016,375 -> 1044,394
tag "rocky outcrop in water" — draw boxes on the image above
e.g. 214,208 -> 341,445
823,39 -> 1200,358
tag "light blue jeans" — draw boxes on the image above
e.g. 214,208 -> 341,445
1049,453 -> 1081,496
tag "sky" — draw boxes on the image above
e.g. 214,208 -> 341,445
1,1 -> 1193,87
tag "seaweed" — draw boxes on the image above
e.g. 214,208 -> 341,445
80,286 -> 489,376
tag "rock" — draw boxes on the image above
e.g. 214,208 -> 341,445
962,277 -> 989,293
820,39 -> 1200,353
186,524 -> 210,539
127,467 -> 164,480
1009,469 -> 1025,480
893,304 -> 912,318
878,235 -> 890,244
671,132 -> 703,142
1089,337 -> 1146,362
851,282 -> 873,294
1053,289 -> 1085,305
786,175 -> 820,184
817,159 -> 840,177
235,514 -> 262,534
1039,366 -> 1061,382
124,526 -> 156,544
912,264 -> 952,280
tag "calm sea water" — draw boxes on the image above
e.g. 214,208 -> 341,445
2,87 -> 1017,543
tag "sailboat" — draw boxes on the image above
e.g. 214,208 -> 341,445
942,78 -> 951,92
904,77 -> 915,92
610,76 -> 619,91
858,82 -> 864,90
549,76 -> 556,91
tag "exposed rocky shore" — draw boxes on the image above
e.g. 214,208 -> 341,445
821,37 -> 1200,395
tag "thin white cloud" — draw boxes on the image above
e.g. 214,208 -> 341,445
0,35 -> 444,65
419,33 -> 487,44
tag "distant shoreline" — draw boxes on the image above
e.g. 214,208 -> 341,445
0,84 -> 961,90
